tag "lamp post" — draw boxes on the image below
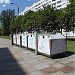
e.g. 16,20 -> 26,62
10,3 -> 19,33
10,3 -> 19,15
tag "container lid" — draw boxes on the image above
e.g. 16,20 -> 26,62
49,34 -> 66,39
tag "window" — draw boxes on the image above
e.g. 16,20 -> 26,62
52,3 -> 56,7
52,0 -> 56,1
57,0 -> 61,3
57,5 -> 61,8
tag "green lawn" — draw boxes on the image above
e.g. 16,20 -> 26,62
0,36 -> 10,39
67,39 -> 75,53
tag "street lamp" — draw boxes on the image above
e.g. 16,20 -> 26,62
10,3 -> 20,33
10,3 -> 19,15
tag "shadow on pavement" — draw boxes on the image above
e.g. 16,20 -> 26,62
51,51 -> 74,59
0,47 -> 28,75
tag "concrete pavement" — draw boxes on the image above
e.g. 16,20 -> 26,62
0,38 -> 75,75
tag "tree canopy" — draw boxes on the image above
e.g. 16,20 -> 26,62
0,9 -> 15,35
63,0 -> 75,31
0,0 -> 75,35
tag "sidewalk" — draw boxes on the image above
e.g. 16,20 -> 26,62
0,38 -> 75,75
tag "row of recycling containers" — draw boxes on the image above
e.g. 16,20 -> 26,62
11,32 -> 67,57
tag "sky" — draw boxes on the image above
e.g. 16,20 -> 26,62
0,0 -> 39,15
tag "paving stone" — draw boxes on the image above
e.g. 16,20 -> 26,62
67,61 -> 75,68
39,58 -> 53,62
0,62 -> 19,68
0,59 -> 16,64
20,63 -> 33,68
0,69 -> 27,75
59,66 -> 75,74
44,60 -> 56,66
17,60 -> 28,65
69,55 -> 75,58
0,65 -> 23,72
23,66 -> 38,73
40,67 -> 58,74
30,60 -> 43,65
28,71 -> 44,75
23,56 -> 35,61
49,71 -> 67,75
37,56 -> 48,60
53,58 -> 63,62
0,38 -> 75,75
59,59 -> 71,64
67,70 -> 75,75
67,57 -> 75,62
35,63 -> 50,70
27,59 -> 38,63
33,55 -> 44,58
51,63 -> 66,69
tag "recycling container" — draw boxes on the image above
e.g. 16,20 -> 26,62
22,32 -> 28,47
16,33 -> 22,46
38,34 -> 66,56
13,34 -> 17,45
28,33 -> 36,50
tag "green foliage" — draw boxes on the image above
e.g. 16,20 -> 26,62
15,15 -> 24,33
63,0 -> 75,32
9,0 -> 75,33
0,9 -> 15,35
19,6 -> 60,33
9,17 -> 16,34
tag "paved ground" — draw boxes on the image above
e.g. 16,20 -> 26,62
0,38 -> 75,75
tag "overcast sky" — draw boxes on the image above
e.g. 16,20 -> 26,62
0,0 -> 39,15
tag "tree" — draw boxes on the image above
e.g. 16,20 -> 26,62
10,1 -> 75,34
0,9 -> 15,35
16,5 -> 61,33
64,0 -> 75,32
22,10 -> 35,32
9,17 -> 16,34
56,9 -> 65,33
39,5 -> 59,32
16,15 -> 24,33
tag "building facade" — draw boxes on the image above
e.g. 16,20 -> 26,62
19,0 -> 69,15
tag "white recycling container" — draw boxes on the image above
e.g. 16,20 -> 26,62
16,33 -> 22,46
28,33 -> 36,50
38,34 -> 66,56
13,34 -> 17,44
22,32 -> 27,47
